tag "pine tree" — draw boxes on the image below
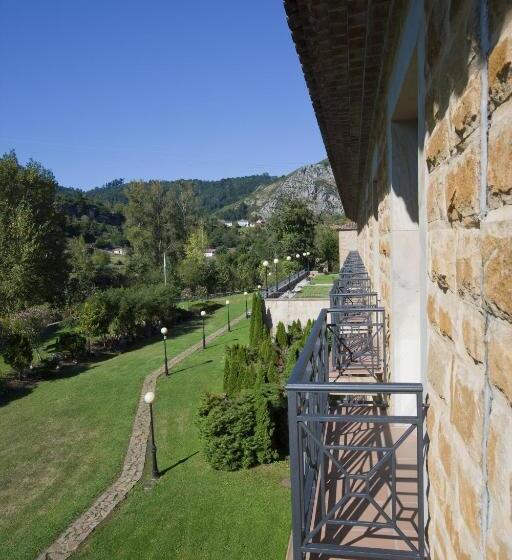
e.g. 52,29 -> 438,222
249,293 -> 267,350
275,321 -> 288,349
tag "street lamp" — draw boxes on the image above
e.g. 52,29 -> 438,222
286,255 -> 292,289
201,310 -> 206,349
161,327 -> 169,376
144,391 -> 159,479
273,258 -> 279,292
306,251 -> 311,274
262,260 -> 269,297
244,291 -> 249,318
295,253 -> 301,280
226,299 -> 231,332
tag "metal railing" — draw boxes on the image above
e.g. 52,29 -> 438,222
286,251 -> 425,559
264,269 -> 308,299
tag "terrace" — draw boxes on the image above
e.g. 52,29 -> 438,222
286,251 -> 425,560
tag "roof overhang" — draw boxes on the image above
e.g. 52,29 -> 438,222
284,0 -> 395,220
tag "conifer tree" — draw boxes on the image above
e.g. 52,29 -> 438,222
275,321 -> 289,349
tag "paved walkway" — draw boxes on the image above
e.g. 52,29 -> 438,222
37,314 -> 246,560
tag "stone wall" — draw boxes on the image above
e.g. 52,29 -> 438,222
264,298 -> 329,336
354,1 -> 512,557
338,228 -> 358,267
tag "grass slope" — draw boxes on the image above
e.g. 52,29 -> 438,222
76,319 -> 291,560
0,295 -> 246,560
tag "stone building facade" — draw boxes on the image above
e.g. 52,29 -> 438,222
285,0 -> 512,558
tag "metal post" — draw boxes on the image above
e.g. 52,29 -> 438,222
149,402 -> 159,479
274,262 -> 278,292
202,316 -> 206,349
265,269 -> 268,298
245,292 -> 248,318
163,335 -> 169,376
287,390 -> 303,560
417,390 -> 425,559
227,304 -> 231,332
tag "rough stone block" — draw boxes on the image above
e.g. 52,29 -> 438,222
427,329 -> 454,401
482,219 -> 512,321
426,117 -> 451,171
426,170 -> 447,223
429,228 -> 456,292
445,143 -> 480,226
486,391 -> 512,558
450,360 -> 485,464
456,460 -> 483,542
488,316 -> 512,403
456,227 -> 482,303
451,71 -> 481,144
461,303 -> 485,364
488,103 -> 512,209
489,34 -> 512,112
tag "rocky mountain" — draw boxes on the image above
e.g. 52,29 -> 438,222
242,160 -> 343,219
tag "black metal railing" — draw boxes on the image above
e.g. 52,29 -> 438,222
264,269 -> 309,299
286,251 -> 425,560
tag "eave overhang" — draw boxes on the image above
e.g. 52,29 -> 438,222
284,0 -> 395,220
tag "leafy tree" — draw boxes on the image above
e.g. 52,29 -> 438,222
2,333 -> 33,379
249,293 -> 267,349
267,198 -> 316,258
315,224 -> 339,272
6,304 -> 55,359
0,152 -> 67,314
79,295 -> 110,349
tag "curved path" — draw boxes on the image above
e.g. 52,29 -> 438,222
38,314 -> 245,560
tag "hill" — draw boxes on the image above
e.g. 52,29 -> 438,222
238,160 -> 343,219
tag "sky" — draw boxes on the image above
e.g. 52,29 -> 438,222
0,0 -> 326,189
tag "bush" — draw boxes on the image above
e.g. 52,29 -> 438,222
197,385 -> 286,471
2,333 -> 33,378
275,321 -> 288,349
249,293 -> 267,349
55,332 -> 87,359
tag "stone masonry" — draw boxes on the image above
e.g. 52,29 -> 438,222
37,314 -> 245,560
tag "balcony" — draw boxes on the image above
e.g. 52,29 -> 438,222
286,252 -> 426,559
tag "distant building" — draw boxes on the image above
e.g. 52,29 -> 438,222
112,247 -> 128,256
220,220 -> 233,227
237,219 -> 249,227
203,248 -> 216,258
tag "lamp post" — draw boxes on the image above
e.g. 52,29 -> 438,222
262,260 -> 269,297
244,291 -> 249,318
306,251 -> 311,275
273,258 -> 279,292
144,391 -> 159,479
226,299 -> 231,332
161,327 -> 169,376
295,253 -> 300,280
286,255 -> 292,289
201,310 -> 206,349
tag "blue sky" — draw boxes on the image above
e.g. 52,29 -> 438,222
0,0 -> 325,189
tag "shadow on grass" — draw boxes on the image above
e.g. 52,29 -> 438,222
172,360 -> 214,375
159,451 -> 199,477
0,382 -> 34,407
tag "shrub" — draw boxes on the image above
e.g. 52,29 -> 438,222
275,321 -> 288,349
2,333 -> 33,378
55,332 -> 87,359
197,385 -> 286,471
197,392 -> 258,470
249,292 -> 267,349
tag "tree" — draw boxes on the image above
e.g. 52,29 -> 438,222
2,333 -> 33,379
7,304 -> 55,359
125,180 -> 197,281
249,293 -> 267,349
275,322 -> 289,349
79,295 -> 110,349
315,224 -> 339,272
0,152 -> 67,314
267,198 -> 316,257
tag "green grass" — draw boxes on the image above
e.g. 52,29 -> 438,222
308,273 -> 338,285
294,284 -> 332,299
75,319 -> 291,560
0,295 -> 247,560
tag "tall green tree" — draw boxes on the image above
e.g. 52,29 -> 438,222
267,198 -> 316,257
315,224 -> 339,271
125,181 -> 197,281
0,152 -> 67,314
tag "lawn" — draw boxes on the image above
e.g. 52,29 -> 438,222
294,284 -> 332,299
75,319 -> 291,560
0,295 -> 247,560
308,273 -> 338,285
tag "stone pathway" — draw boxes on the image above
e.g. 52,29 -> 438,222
37,314 -> 246,560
